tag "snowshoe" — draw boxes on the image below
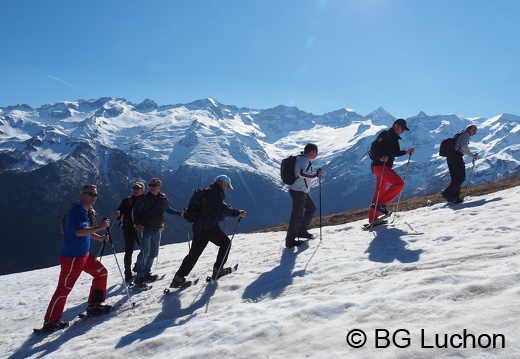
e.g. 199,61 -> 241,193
34,320 -> 69,334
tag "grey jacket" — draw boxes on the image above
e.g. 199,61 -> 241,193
455,131 -> 473,157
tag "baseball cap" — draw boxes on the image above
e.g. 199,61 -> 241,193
215,175 -> 233,189
394,118 -> 410,131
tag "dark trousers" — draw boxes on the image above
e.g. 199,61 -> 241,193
176,226 -> 231,277
444,154 -> 466,200
122,227 -> 139,277
286,190 -> 316,241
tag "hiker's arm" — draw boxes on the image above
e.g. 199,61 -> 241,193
75,218 -> 110,237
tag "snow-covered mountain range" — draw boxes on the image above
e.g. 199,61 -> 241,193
1,97 -> 519,274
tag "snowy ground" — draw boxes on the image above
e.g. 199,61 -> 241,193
2,186 -> 519,359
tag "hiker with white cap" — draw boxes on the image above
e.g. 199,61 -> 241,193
171,175 -> 246,287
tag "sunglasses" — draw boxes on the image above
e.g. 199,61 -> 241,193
82,192 -> 98,197
148,183 -> 160,187
132,186 -> 142,190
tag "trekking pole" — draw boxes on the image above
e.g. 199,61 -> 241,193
97,241 -> 107,261
318,174 -> 322,243
370,164 -> 386,231
213,217 -> 242,283
105,222 -> 135,307
391,154 -> 411,223
154,229 -> 160,273
184,220 -> 191,251
223,216 -> 228,233
462,157 -> 477,199
97,219 -> 118,260
138,231 -> 146,278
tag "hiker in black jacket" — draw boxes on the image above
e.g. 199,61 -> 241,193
132,178 -> 183,288
114,181 -> 144,284
171,175 -> 246,287
368,118 -> 415,223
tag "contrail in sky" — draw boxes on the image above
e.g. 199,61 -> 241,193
46,74 -> 90,94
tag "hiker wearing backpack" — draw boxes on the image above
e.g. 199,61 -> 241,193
114,181 -> 145,284
41,184 -> 111,332
171,175 -> 246,287
132,178 -> 183,288
368,119 -> 415,224
285,143 -> 322,248
441,125 -> 479,204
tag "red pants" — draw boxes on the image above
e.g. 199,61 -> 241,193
44,252 -> 108,322
368,166 -> 404,222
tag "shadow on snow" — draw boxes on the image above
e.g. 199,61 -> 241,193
365,227 -> 423,263
242,245 -> 309,302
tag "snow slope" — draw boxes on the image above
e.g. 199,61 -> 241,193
2,186 -> 519,359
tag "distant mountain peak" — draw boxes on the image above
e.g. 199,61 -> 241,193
366,107 -> 395,123
134,98 -> 158,112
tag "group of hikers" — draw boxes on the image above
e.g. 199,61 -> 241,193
41,175 -> 246,332
39,118 -> 479,332
283,119 -> 478,235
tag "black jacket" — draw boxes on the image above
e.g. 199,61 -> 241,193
132,192 -> 169,230
371,128 -> 406,168
195,182 -> 240,231
115,195 -> 140,229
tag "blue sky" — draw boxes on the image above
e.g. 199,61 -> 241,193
2,0 -> 519,119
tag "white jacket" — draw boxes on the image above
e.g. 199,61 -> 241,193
288,154 -> 317,193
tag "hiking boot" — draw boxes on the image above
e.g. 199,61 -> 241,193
144,273 -> 159,283
440,191 -> 452,202
297,230 -> 315,239
212,266 -> 232,280
86,304 -> 112,317
370,203 -> 389,215
377,204 -> 389,215
452,197 -> 463,204
134,277 -> 146,288
42,320 -> 69,332
285,239 -> 306,249
170,274 -> 191,288
371,217 -> 387,226
125,272 -> 134,283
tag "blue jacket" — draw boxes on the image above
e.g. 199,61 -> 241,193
60,203 -> 90,257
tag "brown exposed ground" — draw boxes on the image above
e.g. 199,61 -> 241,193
251,175 -> 520,233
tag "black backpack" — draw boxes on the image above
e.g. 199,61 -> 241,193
183,187 -> 212,223
280,155 -> 300,185
439,131 -> 464,157
368,130 -> 389,162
